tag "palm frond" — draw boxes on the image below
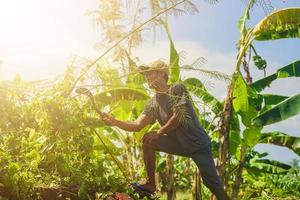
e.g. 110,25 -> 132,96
172,104 -> 193,127
150,0 -> 161,15
204,0 -> 219,5
240,0 -> 274,15
166,8 -> 187,16
183,0 -> 199,14
181,62 -> 231,83
178,51 -> 188,66
184,57 -> 207,68
256,0 -> 274,15
164,0 -> 199,16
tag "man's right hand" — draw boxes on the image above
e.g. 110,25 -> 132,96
101,112 -> 118,126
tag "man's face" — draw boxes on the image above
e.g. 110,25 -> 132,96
144,70 -> 166,90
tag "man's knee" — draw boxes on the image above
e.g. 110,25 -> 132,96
142,131 -> 157,149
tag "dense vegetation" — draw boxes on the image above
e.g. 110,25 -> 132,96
0,1 -> 299,199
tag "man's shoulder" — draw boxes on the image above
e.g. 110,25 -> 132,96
169,82 -> 187,93
170,82 -> 185,88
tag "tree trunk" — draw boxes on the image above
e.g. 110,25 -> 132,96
243,59 -> 253,84
231,146 -> 247,200
166,154 -> 176,200
230,55 -> 253,200
193,168 -> 202,200
216,81 -> 234,189
124,135 -> 134,180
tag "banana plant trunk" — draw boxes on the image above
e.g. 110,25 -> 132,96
193,168 -> 202,200
216,80 -> 235,188
125,135 -> 134,179
166,154 -> 176,200
231,61 -> 253,200
231,146 -> 248,200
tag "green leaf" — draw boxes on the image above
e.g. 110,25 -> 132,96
253,8 -> 300,41
248,159 -> 292,174
232,72 -> 258,126
230,112 -> 241,132
184,77 -> 223,114
230,130 -> 241,155
261,94 -> 289,105
252,93 -> 300,126
251,60 -> 300,92
237,0 -> 254,33
243,127 -> 262,147
259,132 -> 300,156
95,87 -> 149,105
164,20 -> 180,83
199,118 -> 216,131
233,72 -> 249,113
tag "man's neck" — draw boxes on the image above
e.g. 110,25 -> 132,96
156,83 -> 170,95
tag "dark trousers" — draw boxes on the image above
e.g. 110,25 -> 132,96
142,131 -> 228,200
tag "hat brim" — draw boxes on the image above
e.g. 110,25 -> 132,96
138,65 -> 169,75
139,65 -> 152,75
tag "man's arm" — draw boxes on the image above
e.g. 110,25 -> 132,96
157,112 -> 180,135
159,83 -> 190,135
102,113 -> 153,132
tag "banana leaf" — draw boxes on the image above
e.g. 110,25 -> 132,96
237,0 -> 254,33
95,87 -> 149,104
261,94 -> 289,105
243,127 -> 262,147
230,111 -> 241,132
233,72 -> 258,126
253,8 -> 300,41
164,20 -> 180,84
184,77 -> 223,114
233,72 -> 249,113
259,132 -> 300,156
251,60 -> 300,92
251,94 -> 289,114
198,118 -> 216,132
230,130 -> 241,155
246,158 -> 292,174
252,93 -> 300,126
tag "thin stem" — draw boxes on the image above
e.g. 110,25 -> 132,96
67,0 -> 188,96
93,129 -> 130,183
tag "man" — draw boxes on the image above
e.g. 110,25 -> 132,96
102,60 -> 230,200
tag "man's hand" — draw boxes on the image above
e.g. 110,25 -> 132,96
156,128 -> 165,135
142,131 -> 163,145
102,112 -> 118,126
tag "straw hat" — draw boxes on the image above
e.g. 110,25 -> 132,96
139,60 -> 169,75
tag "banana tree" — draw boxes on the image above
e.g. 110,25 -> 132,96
216,6 -> 300,199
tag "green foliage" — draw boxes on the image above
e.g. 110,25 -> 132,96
243,158 -> 300,199
1,2 -> 300,200
252,8 -> 300,41
251,60 -> 300,92
232,72 -> 258,127
0,73 -> 128,199
259,132 -> 300,156
95,87 -> 149,105
164,20 -> 180,84
252,93 -> 300,126
184,77 -> 223,114
237,0 -> 253,34
243,127 -> 262,147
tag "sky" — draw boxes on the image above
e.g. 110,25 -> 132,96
0,0 -> 299,163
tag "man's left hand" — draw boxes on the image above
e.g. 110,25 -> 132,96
157,128 -> 165,135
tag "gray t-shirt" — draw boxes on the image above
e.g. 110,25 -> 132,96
142,83 -> 211,152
